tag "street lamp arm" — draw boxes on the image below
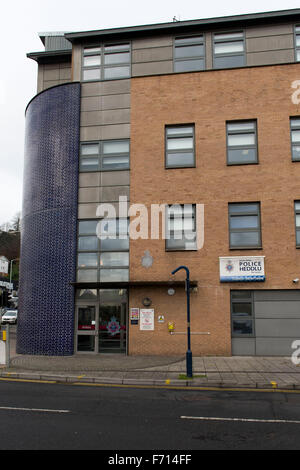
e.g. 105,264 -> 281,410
171,265 -> 190,280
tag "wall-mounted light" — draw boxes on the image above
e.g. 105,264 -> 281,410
142,297 -> 152,307
167,287 -> 175,296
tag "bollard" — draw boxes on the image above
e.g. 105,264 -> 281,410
0,325 -> 10,367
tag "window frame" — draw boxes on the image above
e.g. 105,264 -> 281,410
165,124 -> 195,169
290,117 -> 300,162
77,218 -> 129,283
82,42 -> 131,82
231,290 -> 255,338
213,30 -> 245,69
228,202 -> 262,250
226,120 -> 258,165
79,139 -> 130,172
294,25 -> 300,62
173,34 -> 205,73
165,204 -> 197,251
294,201 -> 300,248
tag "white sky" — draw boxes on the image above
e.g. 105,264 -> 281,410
1,0 -> 300,226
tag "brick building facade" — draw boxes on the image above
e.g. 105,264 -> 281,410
18,9 -> 300,356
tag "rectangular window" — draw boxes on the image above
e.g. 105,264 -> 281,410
295,201 -> 300,247
166,204 -> 197,251
295,26 -> 300,61
174,35 -> 205,72
229,203 -> 261,249
165,125 -> 195,168
290,118 -> 300,161
77,218 -> 129,282
213,31 -> 245,69
82,43 -> 130,81
227,121 -> 258,164
231,291 -> 254,337
80,140 -> 130,172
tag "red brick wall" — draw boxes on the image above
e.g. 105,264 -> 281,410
128,64 -> 300,356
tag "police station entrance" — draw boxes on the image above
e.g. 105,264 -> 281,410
75,288 -> 128,354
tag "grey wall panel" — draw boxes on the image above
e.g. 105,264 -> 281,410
132,61 -> 173,76
232,338 -> 256,356
102,94 -> 131,110
255,338 -> 295,356
246,35 -> 293,53
132,36 -> 172,49
254,290 -> 300,301
247,49 -> 294,66
255,301 -> 300,318
132,46 -> 173,63
101,170 -> 130,186
246,24 -> 293,38
255,318 -> 300,337
79,172 -> 101,188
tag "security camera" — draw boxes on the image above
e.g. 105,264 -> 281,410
293,278 -> 299,283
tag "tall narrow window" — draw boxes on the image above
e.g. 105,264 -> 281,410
174,36 -> 205,72
213,31 -> 245,69
231,291 -> 254,337
165,125 -> 195,168
295,201 -> 300,247
290,118 -> 300,161
226,121 -> 258,165
229,203 -> 261,249
295,26 -> 300,61
166,204 -> 197,251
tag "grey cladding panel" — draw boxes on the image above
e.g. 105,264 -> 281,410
254,290 -> 300,301
255,338 -> 295,356
132,46 -> 173,63
255,318 -> 300,337
246,35 -> 294,53
255,301 -> 300,318
232,338 -> 255,356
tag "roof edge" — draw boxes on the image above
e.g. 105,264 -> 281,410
64,8 -> 300,42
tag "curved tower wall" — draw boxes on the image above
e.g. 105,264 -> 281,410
17,83 -> 81,355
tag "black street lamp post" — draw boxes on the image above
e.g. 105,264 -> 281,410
171,265 -> 193,378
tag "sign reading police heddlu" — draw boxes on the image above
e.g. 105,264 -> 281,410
219,256 -> 265,282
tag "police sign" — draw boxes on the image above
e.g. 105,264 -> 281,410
219,256 -> 265,282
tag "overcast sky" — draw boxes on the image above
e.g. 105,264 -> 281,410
1,0 -> 300,226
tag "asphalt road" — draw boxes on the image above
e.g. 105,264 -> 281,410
1,380 -> 300,451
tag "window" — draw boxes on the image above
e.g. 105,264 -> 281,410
231,291 -> 254,337
213,31 -> 245,69
80,140 -> 130,172
166,204 -> 197,250
77,218 -> 129,282
165,125 -> 195,168
290,118 -> 300,161
229,203 -> 261,249
295,26 -> 300,61
295,201 -> 300,247
226,121 -> 258,165
174,35 -> 205,72
82,43 -> 130,81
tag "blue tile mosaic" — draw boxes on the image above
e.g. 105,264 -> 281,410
17,83 -> 81,356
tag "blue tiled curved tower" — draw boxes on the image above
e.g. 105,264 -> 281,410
17,83 -> 81,355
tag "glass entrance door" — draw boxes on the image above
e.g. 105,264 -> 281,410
76,304 -> 98,353
98,289 -> 127,353
75,288 -> 127,354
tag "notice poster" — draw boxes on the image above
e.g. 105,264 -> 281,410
130,308 -> 139,325
140,309 -> 154,331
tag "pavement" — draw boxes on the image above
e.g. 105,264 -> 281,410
1,330 -> 300,390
